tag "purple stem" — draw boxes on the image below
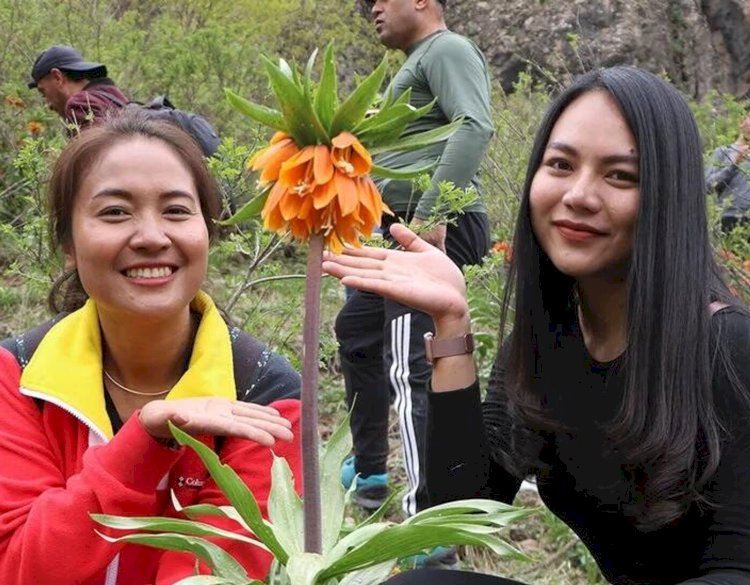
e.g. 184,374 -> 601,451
301,233 -> 323,553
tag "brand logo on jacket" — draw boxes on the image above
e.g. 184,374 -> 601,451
176,476 -> 205,489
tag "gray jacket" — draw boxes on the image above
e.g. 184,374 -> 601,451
705,146 -> 750,221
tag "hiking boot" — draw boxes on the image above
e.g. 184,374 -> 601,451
341,456 -> 389,511
399,545 -> 460,570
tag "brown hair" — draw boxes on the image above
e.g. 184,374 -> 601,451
48,108 -> 221,312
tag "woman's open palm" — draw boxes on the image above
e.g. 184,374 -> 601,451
139,397 -> 294,446
323,224 -> 469,324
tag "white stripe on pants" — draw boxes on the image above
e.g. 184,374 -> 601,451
390,313 -> 420,516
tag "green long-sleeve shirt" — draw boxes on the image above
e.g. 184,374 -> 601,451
374,29 -> 494,219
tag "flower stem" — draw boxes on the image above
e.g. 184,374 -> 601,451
301,233 -> 324,553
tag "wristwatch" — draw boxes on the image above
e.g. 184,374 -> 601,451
424,331 -> 474,364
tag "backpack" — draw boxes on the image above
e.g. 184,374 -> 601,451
104,92 -> 221,157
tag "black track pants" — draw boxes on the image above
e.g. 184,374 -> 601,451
335,212 -> 490,515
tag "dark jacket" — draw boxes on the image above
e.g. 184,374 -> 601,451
705,145 -> 750,224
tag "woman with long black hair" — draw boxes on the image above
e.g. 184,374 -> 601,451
323,66 -> 750,584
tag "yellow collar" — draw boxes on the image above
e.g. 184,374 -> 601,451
20,291 -> 235,439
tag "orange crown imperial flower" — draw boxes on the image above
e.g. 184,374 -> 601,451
259,132 -> 390,253
223,44 -> 463,251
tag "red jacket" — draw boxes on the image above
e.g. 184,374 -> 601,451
64,78 -> 129,131
0,295 -> 302,585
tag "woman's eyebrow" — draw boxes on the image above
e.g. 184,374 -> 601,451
92,188 -> 196,200
546,141 -> 639,165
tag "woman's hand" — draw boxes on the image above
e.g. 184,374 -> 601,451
323,223 -> 470,328
139,398 -> 294,446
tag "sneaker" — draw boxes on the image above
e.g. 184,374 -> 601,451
341,456 -> 389,511
399,545 -> 460,570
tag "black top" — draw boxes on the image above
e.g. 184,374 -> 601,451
426,308 -> 750,584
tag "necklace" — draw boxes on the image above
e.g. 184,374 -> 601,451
103,369 -> 172,397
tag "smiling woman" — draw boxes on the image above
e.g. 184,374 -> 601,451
323,66 -> 750,585
0,110 -> 302,585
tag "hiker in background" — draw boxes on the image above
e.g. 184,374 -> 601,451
0,109 -> 301,585
28,44 -> 221,156
324,66 -> 750,584
28,45 -> 128,131
335,1 -> 493,568
706,113 -> 750,232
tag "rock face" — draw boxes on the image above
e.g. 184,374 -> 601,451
444,0 -> 749,99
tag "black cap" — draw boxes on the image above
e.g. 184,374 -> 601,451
28,45 -> 106,89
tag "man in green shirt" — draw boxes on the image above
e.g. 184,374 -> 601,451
336,0 -> 494,538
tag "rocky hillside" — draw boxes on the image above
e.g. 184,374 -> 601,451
444,0 -> 749,98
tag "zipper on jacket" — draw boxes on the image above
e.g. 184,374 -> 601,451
19,387 -> 109,442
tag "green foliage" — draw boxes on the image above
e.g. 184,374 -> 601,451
481,73 -> 549,242
226,44 -> 461,188
93,418 -> 532,584
692,90 -> 748,154
0,0 -> 382,140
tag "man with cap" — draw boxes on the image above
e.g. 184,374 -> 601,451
28,45 -> 129,132
336,0 -> 494,567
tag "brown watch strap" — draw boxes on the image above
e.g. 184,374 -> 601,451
424,332 -> 474,364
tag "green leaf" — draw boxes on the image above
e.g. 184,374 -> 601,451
319,524 -> 527,579
168,423 -> 289,564
268,454 -> 304,555
392,87 -> 414,107
303,47 -> 319,100
354,98 -> 432,136
326,522 -> 392,563
369,118 -> 464,155
278,58 -> 296,84
370,161 -> 437,180
314,43 -> 339,132
378,85 -> 412,111
91,514 -> 267,551
338,561 -> 397,585
262,56 -> 328,145
330,55 -> 388,136
319,413 -> 353,554
405,498 -> 528,524
218,189 -> 269,226
356,102 -> 438,149
180,504 -> 252,532
225,89 -> 288,132
350,489 -> 402,530
96,532 -> 249,580
286,552 -> 326,585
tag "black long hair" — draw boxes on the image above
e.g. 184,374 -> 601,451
500,66 -> 743,531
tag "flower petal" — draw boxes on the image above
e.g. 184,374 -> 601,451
271,131 -> 293,145
312,179 -> 338,210
334,171 -> 359,217
279,191 -> 303,221
262,181 -> 288,218
349,139 -> 373,176
331,131 -> 356,149
279,146 -> 315,188
259,141 -> 300,184
313,145 -> 334,185
298,193 -> 314,220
